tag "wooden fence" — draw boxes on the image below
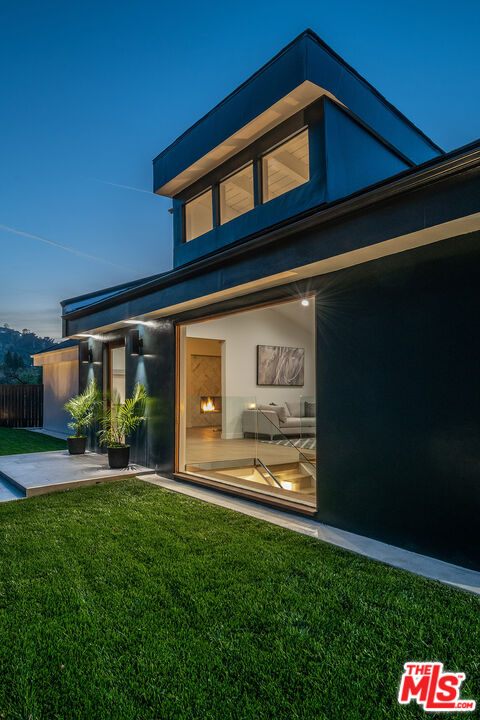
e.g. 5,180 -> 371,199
0,384 -> 43,428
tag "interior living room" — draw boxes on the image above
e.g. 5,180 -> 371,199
177,297 -> 316,508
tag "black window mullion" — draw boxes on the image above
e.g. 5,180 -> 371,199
212,185 -> 220,226
253,159 -> 261,207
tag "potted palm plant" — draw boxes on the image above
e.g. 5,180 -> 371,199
98,382 -> 147,469
64,379 -> 101,454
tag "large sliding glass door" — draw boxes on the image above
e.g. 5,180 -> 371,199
177,298 -> 316,509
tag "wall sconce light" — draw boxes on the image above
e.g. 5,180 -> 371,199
80,341 -> 93,364
130,329 -> 143,356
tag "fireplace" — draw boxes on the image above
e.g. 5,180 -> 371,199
200,396 -> 222,414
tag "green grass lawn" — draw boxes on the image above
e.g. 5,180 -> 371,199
0,427 -> 66,455
0,480 -> 477,719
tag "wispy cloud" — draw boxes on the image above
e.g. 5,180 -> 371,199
92,178 -> 153,195
0,223 -> 134,271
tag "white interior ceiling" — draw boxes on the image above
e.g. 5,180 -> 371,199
262,128 -> 310,202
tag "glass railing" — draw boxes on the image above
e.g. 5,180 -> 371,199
255,406 -> 316,469
181,395 -> 316,507
300,395 -> 316,439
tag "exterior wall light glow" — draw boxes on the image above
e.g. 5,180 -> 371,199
76,333 -> 104,340
125,319 -> 156,327
130,330 -> 143,356
80,341 -> 93,364
301,299 -> 310,307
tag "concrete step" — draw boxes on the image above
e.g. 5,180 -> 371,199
0,476 -> 25,502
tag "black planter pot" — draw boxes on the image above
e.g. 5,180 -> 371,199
67,436 -> 87,455
107,445 -> 130,469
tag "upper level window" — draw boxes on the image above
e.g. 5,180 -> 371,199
262,129 -> 309,203
185,189 -> 213,242
219,164 -> 254,225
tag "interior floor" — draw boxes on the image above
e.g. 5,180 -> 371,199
185,427 -> 316,507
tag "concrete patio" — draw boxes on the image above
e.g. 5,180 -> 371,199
0,450 -> 152,497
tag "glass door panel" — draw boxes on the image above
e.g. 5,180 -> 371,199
110,345 -> 126,404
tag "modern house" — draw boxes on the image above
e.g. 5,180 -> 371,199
55,30 -> 479,570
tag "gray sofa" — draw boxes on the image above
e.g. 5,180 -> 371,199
242,400 -> 315,440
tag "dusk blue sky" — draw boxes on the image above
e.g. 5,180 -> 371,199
1,0 -> 479,338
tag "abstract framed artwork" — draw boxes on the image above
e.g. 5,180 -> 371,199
257,345 -> 305,386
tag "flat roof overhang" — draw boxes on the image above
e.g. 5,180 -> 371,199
32,343 -> 78,366
63,142 -> 480,338
153,30 -> 441,197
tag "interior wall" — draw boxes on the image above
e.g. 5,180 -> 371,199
186,299 -> 315,438
186,337 -> 222,427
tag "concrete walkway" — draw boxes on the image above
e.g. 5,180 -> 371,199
0,450 -> 153,497
25,428 -> 70,440
145,475 -> 480,597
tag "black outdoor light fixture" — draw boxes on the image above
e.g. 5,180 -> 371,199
130,329 -> 143,356
80,341 -> 93,364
